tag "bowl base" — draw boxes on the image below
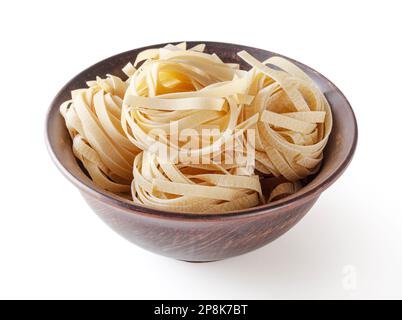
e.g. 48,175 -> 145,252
180,260 -> 219,263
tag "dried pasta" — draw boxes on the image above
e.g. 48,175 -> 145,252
60,43 -> 332,213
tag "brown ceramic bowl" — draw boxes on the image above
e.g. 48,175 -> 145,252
45,41 -> 357,262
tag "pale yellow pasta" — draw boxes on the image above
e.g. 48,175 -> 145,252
60,75 -> 139,193
238,51 -> 332,182
131,151 -> 262,213
59,42 -> 333,212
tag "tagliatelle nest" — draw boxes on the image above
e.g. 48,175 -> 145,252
60,43 -> 332,213
132,151 -> 263,213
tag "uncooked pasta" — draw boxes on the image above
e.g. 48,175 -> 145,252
60,43 -> 332,213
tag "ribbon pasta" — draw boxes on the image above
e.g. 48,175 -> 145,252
60,43 -> 332,212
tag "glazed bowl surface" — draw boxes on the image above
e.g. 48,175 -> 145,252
45,41 -> 357,262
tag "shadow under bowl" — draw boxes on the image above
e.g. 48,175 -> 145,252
45,41 -> 358,262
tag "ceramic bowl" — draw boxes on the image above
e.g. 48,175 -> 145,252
45,41 -> 357,262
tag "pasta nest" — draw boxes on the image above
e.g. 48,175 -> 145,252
60,75 -> 137,193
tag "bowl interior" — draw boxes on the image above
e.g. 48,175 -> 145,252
46,41 -> 357,218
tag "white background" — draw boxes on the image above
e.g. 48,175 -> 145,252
1,0 -> 401,300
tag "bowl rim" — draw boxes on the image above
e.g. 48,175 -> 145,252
45,41 -> 358,221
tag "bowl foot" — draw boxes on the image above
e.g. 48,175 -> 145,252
180,260 -> 219,263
